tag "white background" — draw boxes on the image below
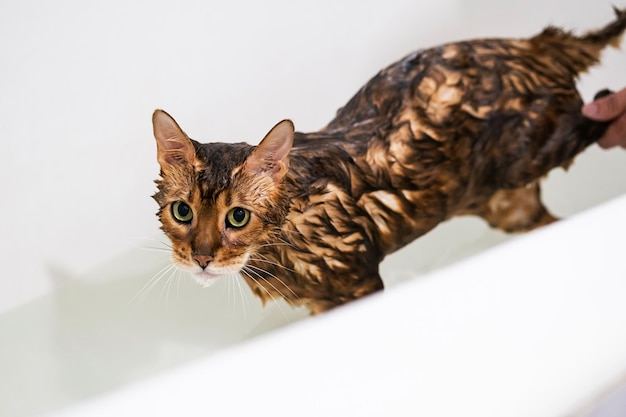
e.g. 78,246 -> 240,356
1,1 -> 626,416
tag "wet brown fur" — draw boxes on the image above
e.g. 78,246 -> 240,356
153,9 -> 626,314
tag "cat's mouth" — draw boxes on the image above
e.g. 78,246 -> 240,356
183,262 -> 247,288
171,253 -> 249,287
191,270 -> 224,288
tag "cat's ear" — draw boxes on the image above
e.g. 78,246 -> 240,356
152,109 -> 201,172
244,119 -> 294,181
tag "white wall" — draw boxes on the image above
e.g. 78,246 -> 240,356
1,0 -> 625,313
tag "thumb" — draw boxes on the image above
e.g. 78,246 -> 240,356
583,87 -> 626,121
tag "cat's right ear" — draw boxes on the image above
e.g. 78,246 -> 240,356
244,119 -> 294,182
152,110 -> 201,172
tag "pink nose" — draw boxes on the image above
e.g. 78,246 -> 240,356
193,255 -> 214,269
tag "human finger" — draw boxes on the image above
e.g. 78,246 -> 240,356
583,87 -> 626,121
597,112 -> 626,149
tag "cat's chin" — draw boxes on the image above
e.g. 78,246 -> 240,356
174,257 -> 249,288
190,271 -> 224,288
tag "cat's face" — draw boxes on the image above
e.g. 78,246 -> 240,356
151,110 -> 294,287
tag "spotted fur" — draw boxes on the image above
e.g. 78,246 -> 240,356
153,9 -> 625,313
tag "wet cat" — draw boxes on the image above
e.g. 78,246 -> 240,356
152,8 -> 625,314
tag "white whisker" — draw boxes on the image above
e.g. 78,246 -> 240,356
243,265 -> 297,304
276,236 -> 297,247
139,246 -> 172,253
175,268 -> 183,301
241,269 -> 288,321
161,273 -> 171,311
130,263 -> 176,308
131,236 -> 173,250
234,273 -> 249,327
248,256 -> 297,274
227,272 -> 233,309
228,274 -> 238,321
162,269 -> 178,311
257,242 -> 297,250
245,263 -> 299,299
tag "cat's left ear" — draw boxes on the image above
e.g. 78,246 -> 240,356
244,120 -> 294,182
152,109 -> 201,172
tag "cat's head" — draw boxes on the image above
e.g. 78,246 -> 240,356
151,110 -> 294,287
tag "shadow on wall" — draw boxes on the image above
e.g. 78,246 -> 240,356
0,246 -> 309,417
0,214 -> 510,417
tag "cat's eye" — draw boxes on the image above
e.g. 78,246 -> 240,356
171,201 -> 193,224
226,207 -> 250,229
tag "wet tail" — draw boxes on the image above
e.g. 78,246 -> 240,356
532,6 -> 626,74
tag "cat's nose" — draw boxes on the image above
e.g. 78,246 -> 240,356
193,255 -> 214,269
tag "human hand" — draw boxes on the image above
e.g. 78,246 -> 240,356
582,87 -> 626,149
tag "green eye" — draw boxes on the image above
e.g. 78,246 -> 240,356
171,201 -> 193,223
226,207 -> 250,229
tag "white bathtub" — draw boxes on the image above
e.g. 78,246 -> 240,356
1,1 -> 625,416
41,194 -> 626,417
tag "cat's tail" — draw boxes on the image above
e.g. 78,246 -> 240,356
531,6 -> 626,74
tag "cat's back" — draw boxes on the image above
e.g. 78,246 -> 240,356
323,35 -> 582,135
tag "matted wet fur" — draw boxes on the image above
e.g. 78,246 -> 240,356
152,8 -> 626,314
